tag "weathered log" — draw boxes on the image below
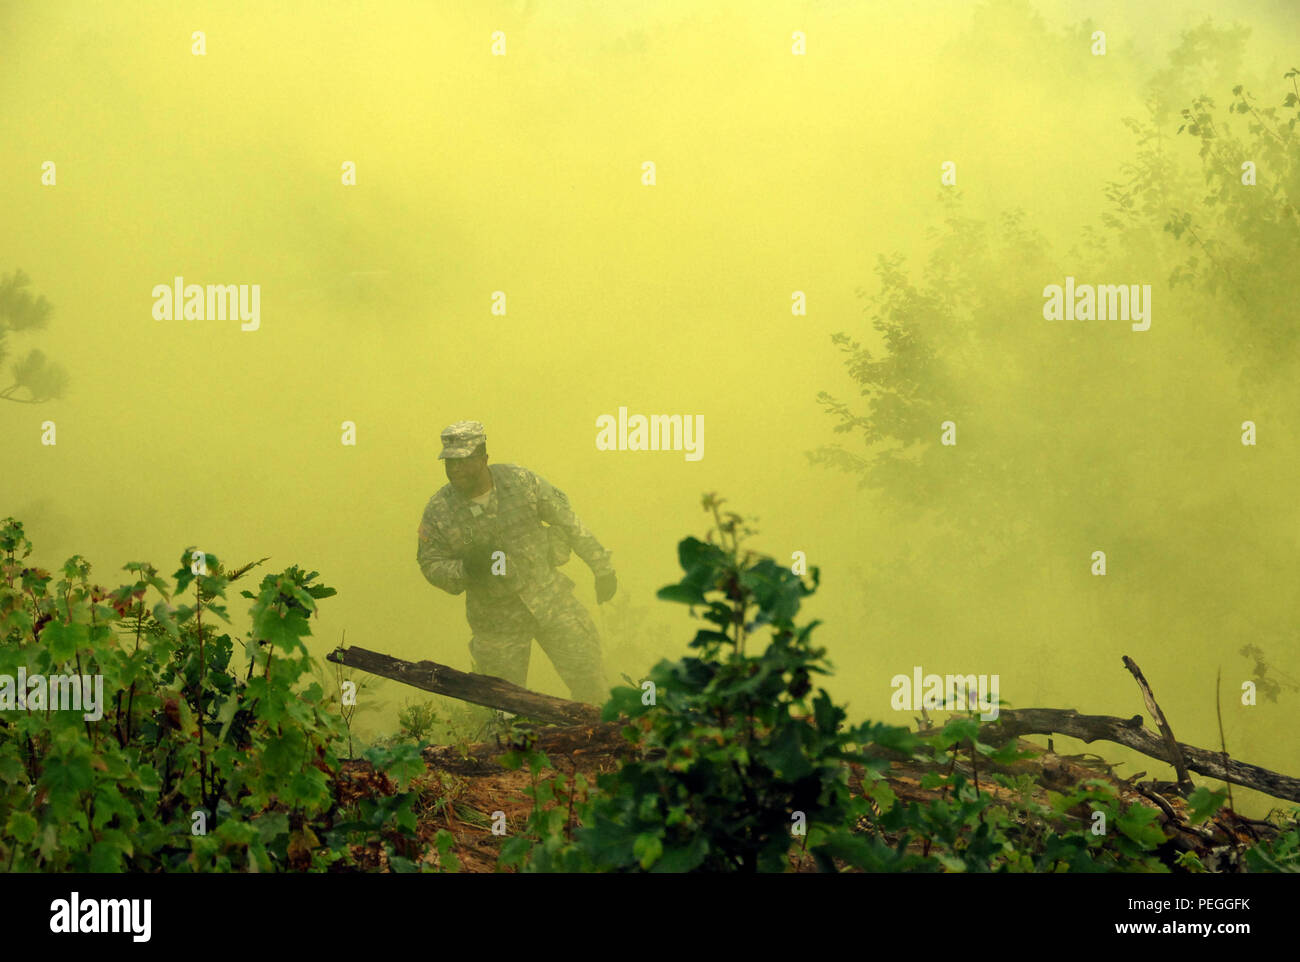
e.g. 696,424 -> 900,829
325,645 -> 602,726
978,707 -> 1300,803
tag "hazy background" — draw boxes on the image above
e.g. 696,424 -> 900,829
3,0 -> 1297,817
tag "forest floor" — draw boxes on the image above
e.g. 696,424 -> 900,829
334,721 -> 1276,872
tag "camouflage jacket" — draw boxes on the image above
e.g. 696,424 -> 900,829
416,463 -> 614,633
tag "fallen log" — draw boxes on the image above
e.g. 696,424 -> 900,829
325,645 -> 602,726
979,707 -> 1300,803
327,646 -> 1300,804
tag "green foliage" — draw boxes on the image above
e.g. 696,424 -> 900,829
1240,807 -> 1300,873
3,502 -> 1292,874
324,742 -> 428,872
566,495 -> 883,872
393,700 -> 442,744
311,658 -> 385,759
854,727 -> 1175,873
811,50 -> 1300,645
806,37 -> 1300,811
1237,644 -> 1300,704
1185,785 -> 1229,825
493,498 -> 1300,873
497,734 -> 593,873
0,270 -> 68,403
0,518 -> 428,871
372,697 -> 482,750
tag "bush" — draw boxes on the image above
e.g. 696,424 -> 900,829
500,496 -> 1275,873
0,518 -> 427,871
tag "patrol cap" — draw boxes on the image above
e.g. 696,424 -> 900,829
438,420 -> 487,459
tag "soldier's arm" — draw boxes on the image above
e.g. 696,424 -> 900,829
416,504 -> 470,595
532,472 -> 614,577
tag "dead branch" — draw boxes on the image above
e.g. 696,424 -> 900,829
1123,655 -> 1194,794
981,707 -> 1300,803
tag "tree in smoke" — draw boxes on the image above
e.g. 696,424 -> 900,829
0,270 -> 68,404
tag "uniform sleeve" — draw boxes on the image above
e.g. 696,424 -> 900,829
416,502 -> 468,595
532,472 -> 614,577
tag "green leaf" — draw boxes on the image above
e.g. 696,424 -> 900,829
92,784 -> 136,832
759,722 -> 812,779
392,796 -> 418,833
1185,786 -> 1228,825
88,830 -> 133,871
940,717 -> 979,745
253,603 -> 309,652
654,835 -> 708,872
215,694 -> 241,743
5,810 -> 38,843
288,768 -> 330,809
602,685 -> 647,722
656,584 -> 706,605
1116,804 -> 1168,849
633,833 -> 663,869
919,772 -> 948,790
133,764 -> 163,794
152,602 -> 180,638
498,835 -> 532,868
675,536 -> 721,574
40,753 -> 94,796
255,812 -> 290,844
868,780 -> 897,813
814,830 -> 874,871
261,732 -> 303,776
1174,850 -> 1206,873
41,620 -> 88,661
216,820 -> 258,847
380,744 -> 427,792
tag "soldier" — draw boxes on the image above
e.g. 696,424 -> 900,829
416,420 -> 618,713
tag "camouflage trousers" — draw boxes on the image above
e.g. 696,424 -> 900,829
468,590 -> 609,707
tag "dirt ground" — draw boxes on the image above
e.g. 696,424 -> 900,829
334,725 -> 1277,872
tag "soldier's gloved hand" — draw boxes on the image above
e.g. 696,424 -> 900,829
463,546 -> 495,582
594,572 -> 617,604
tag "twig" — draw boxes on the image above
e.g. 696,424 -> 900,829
1215,668 -> 1235,816
1133,781 -> 1178,822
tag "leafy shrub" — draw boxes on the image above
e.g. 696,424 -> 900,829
498,496 -> 1280,873
0,518 -> 427,871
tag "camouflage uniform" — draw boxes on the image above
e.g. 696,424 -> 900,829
416,454 -> 614,706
